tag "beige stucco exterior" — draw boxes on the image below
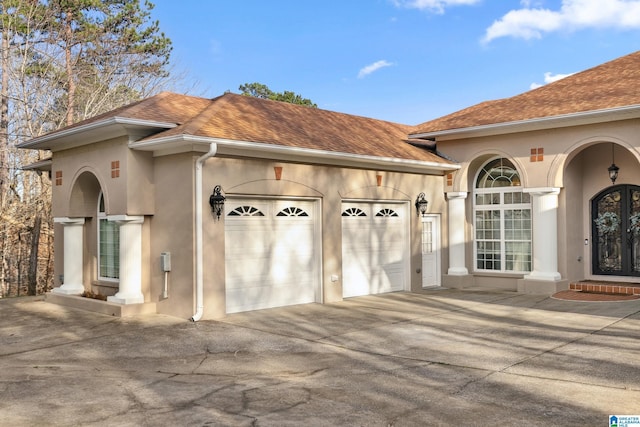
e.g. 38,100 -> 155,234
50,137 -> 447,319
45,114 -> 640,320
438,116 -> 640,290
26,55 -> 640,320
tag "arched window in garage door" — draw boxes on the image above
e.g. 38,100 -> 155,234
277,207 -> 309,217
228,206 -> 264,216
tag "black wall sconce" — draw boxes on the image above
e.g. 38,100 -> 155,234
608,143 -> 619,184
209,185 -> 226,220
415,192 -> 428,217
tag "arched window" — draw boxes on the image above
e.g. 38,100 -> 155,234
228,206 -> 265,216
473,158 -> 531,273
277,207 -> 309,217
342,207 -> 366,217
98,192 -> 119,280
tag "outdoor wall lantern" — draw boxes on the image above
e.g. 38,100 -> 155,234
415,192 -> 429,217
608,143 -> 619,184
209,185 -> 226,220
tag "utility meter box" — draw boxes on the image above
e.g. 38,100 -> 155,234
160,252 -> 171,272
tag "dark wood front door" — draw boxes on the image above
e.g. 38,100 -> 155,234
592,185 -> 640,277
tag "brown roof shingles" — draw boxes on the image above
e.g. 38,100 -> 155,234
412,50 -> 640,135
145,92 -> 450,163
35,90 -> 451,164
47,92 -> 212,133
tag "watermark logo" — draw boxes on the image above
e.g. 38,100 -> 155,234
610,415 -> 640,427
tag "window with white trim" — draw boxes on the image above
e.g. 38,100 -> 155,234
98,192 -> 119,280
473,158 -> 531,273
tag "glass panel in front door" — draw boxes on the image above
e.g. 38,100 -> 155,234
592,185 -> 640,277
630,188 -> 640,273
594,189 -> 622,274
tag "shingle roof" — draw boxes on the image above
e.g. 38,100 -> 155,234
29,90 -> 453,164
412,50 -> 640,135
53,91 -> 213,131
141,92 -> 448,163
25,89 -> 457,166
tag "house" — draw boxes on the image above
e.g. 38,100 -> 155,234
416,50 -> 640,294
19,92 -> 457,319
18,50 -> 640,319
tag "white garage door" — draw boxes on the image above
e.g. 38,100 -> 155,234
342,202 -> 410,298
224,199 -> 320,313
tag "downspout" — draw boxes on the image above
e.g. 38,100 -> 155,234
191,143 -> 218,322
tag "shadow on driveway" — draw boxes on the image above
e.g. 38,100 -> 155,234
1,289 -> 639,426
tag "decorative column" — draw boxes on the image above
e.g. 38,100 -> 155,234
107,215 -> 145,305
447,192 -> 468,275
52,217 -> 85,295
523,188 -> 561,281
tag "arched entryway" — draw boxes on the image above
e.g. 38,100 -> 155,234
591,185 -> 640,277
52,170 -> 103,295
557,140 -> 640,282
54,169 -> 145,304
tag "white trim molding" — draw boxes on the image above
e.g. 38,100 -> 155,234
410,104 -> 640,141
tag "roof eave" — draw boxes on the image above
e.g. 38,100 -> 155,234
17,117 -> 177,151
410,104 -> 640,141
21,158 -> 52,172
129,135 -> 459,174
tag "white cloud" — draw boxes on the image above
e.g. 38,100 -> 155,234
483,0 -> 640,43
392,0 -> 480,14
529,71 -> 575,90
519,0 -> 544,7
358,60 -> 394,78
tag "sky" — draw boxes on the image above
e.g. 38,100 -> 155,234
149,0 -> 640,125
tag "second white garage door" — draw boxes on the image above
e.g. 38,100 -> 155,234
341,202 -> 410,298
224,199 -> 320,313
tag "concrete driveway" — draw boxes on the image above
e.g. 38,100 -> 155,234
1,289 -> 639,426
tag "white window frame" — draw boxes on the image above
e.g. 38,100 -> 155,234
473,158 -> 532,274
97,192 -> 119,282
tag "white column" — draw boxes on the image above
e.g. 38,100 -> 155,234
52,217 -> 85,295
107,215 -> 144,305
447,192 -> 468,275
524,188 -> 561,281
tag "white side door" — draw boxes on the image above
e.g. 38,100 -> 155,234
421,214 -> 441,288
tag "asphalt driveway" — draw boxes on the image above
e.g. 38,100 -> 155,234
1,288 -> 639,426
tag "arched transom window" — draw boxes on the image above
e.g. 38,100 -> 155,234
473,158 -> 531,273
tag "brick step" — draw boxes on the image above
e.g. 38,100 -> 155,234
569,281 -> 640,295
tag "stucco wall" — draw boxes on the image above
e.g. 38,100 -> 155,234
149,153 -> 196,319
438,117 -> 640,288
193,156 -> 447,319
50,136 -> 155,296
51,136 -> 450,319
51,136 -> 155,218
561,150 -> 584,282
